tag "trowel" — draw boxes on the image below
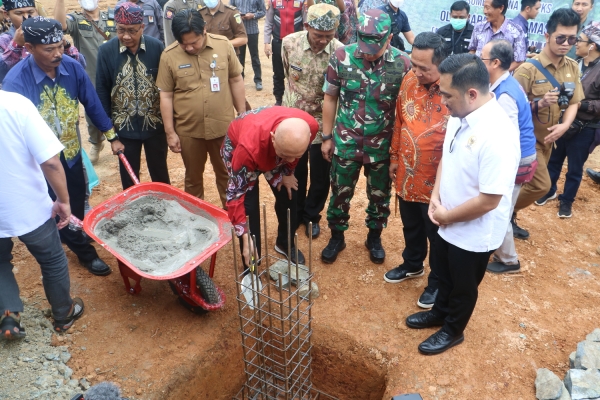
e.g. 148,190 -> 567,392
240,236 -> 262,310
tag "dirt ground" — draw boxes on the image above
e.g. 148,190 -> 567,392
10,1 -> 600,398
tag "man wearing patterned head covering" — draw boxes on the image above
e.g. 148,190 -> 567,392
96,2 -> 170,190
116,0 -> 163,42
281,4 -> 343,239
320,9 -> 411,265
2,17 -> 124,278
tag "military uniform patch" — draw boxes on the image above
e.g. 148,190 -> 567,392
234,13 -> 242,24
165,7 -> 175,19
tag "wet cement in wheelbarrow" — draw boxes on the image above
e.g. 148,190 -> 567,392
95,195 -> 219,277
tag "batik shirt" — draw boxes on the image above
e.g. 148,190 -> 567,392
313,0 -> 357,44
96,35 -> 164,140
222,106 -> 318,236
2,56 -> 113,167
282,30 -> 343,144
323,43 -> 410,163
389,70 -> 449,204
469,17 -> 527,62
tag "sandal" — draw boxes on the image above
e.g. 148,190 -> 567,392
53,297 -> 85,333
0,311 -> 26,340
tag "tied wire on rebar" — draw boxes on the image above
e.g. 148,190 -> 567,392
232,206 -> 337,400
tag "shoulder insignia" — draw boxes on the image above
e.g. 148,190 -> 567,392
78,19 -> 90,25
518,73 -> 530,80
199,5 -> 207,9
234,13 -> 242,24
165,6 -> 176,19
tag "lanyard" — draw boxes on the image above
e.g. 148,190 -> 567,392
450,28 -> 466,55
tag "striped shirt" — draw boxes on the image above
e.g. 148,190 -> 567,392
229,0 -> 266,35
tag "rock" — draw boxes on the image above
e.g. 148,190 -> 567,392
34,375 -> 53,389
586,329 -> 600,342
557,384 -> 572,400
64,366 -> 73,380
79,378 -> 90,390
535,368 -> 564,400
44,353 -> 59,361
570,352 -> 576,369
60,352 -> 71,364
68,379 -> 79,388
564,369 -> 600,400
574,341 -> 600,370
268,261 -> 320,299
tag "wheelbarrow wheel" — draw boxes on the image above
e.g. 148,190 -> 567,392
196,267 -> 220,305
168,281 -> 209,315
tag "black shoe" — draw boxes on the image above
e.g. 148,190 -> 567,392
256,82 -> 263,91
321,231 -> 346,264
305,222 -> 320,239
534,192 -> 557,206
558,200 -> 572,218
274,98 -> 282,106
405,311 -> 444,329
587,168 -> 600,184
383,265 -> 424,283
80,257 -> 111,276
418,329 -> 464,355
365,236 -> 385,264
511,213 -> 529,240
417,288 -> 438,309
274,242 -> 305,264
487,261 -> 521,274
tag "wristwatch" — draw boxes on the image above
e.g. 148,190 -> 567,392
104,128 -> 119,142
321,133 -> 333,141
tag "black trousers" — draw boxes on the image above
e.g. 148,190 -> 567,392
431,233 -> 494,337
239,33 -> 262,84
47,155 -> 98,262
238,177 -> 298,267
295,143 -> 331,224
118,134 -> 171,190
271,38 -> 285,101
398,197 -> 439,292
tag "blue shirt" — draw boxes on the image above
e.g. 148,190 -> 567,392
2,55 -> 113,167
511,14 -> 529,47
376,4 -> 411,51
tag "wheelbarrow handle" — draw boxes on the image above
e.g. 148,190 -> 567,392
117,150 -> 140,185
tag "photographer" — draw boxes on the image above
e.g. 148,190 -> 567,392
538,22 -> 600,218
512,9 -> 584,237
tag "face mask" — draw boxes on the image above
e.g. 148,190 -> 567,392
450,18 -> 467,31
389,0 -> 404,8
204,0 -> 219,8
79,0 -> 98,11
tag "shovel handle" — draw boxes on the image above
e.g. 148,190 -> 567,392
117,150 -> 140,185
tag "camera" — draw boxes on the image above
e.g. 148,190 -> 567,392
557,82 -> 576,110
527,45 -> 541,54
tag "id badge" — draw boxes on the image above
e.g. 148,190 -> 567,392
210,76 -> 221,92
293,0 -> 300,7
149,15 -> 154,23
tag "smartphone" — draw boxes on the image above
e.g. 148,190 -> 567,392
240,13 -> 246,15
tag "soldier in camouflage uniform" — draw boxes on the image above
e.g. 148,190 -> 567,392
320,9 -> 410,264
281,3 -> 343,239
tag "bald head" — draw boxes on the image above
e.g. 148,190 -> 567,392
271,118 -> 312,163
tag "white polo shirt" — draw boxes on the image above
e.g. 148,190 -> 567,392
0,91 -> 65,238
438,95 -> 520,252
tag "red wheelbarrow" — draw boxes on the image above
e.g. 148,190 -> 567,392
82,153 -> 231,313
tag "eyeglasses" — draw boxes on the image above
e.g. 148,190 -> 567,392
116,26 -> 143,36
449,126 -> 461,153
480,58 -> 496,62
576,37 -> 592,43
554,35 -> 577,45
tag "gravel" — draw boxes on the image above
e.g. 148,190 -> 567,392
0,300 -> 83,400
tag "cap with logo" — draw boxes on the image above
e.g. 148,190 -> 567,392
306,3 -> 340,32
357,9 -> 391,55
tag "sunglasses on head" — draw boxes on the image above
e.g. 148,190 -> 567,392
554,35 -> 577,45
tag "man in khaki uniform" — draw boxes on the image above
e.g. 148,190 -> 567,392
512,8 -> 584,239
163,0 -> 205,46
199,0 -> 247,52
157,9 -> 246,206
54,0 -> 116,163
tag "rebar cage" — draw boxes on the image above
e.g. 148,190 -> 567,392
233,206 -> 338,400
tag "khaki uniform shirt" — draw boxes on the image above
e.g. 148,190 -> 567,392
281,30 -> 343,144
156,33 -> 243,139
514,52 -> 584,148
163,0 -> 206,46
199,2 -> 247,54
65,11 -> 116,86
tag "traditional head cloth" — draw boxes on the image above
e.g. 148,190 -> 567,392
306,4 -> 340,31
582,21 -> 600,48
357,9 -> 391,55
114,2 -> 144,25
22,17 -> 63,45
3,0 -> 36,11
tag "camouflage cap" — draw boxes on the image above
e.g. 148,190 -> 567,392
357,9 -> 391,55
307,4 -> 340,31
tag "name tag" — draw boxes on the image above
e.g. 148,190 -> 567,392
179,64 -> 192,69
210,76 -> 221,92
444,38 -> 451,42
290,65 -> 302,72
293,0 -> 300,7
535,79 -> 548,84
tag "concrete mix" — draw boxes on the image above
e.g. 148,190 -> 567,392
95,196 -> 219,276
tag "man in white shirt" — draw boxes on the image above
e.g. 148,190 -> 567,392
0,91 -> 84,339
404,54 -> 520,355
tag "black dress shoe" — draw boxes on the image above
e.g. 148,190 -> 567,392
305,222 -> 320,239
405,311 -> 444,329
321,231 -> 345,264
365,237 -> 385,264
586,168 -> 600,184
274,242 -> 305,264
418,329 -> 464,355
487,261 -> 521,274
80,257 -> 111,276
511,212 -> 529,240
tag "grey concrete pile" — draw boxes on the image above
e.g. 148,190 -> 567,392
536,329 -> 600,400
